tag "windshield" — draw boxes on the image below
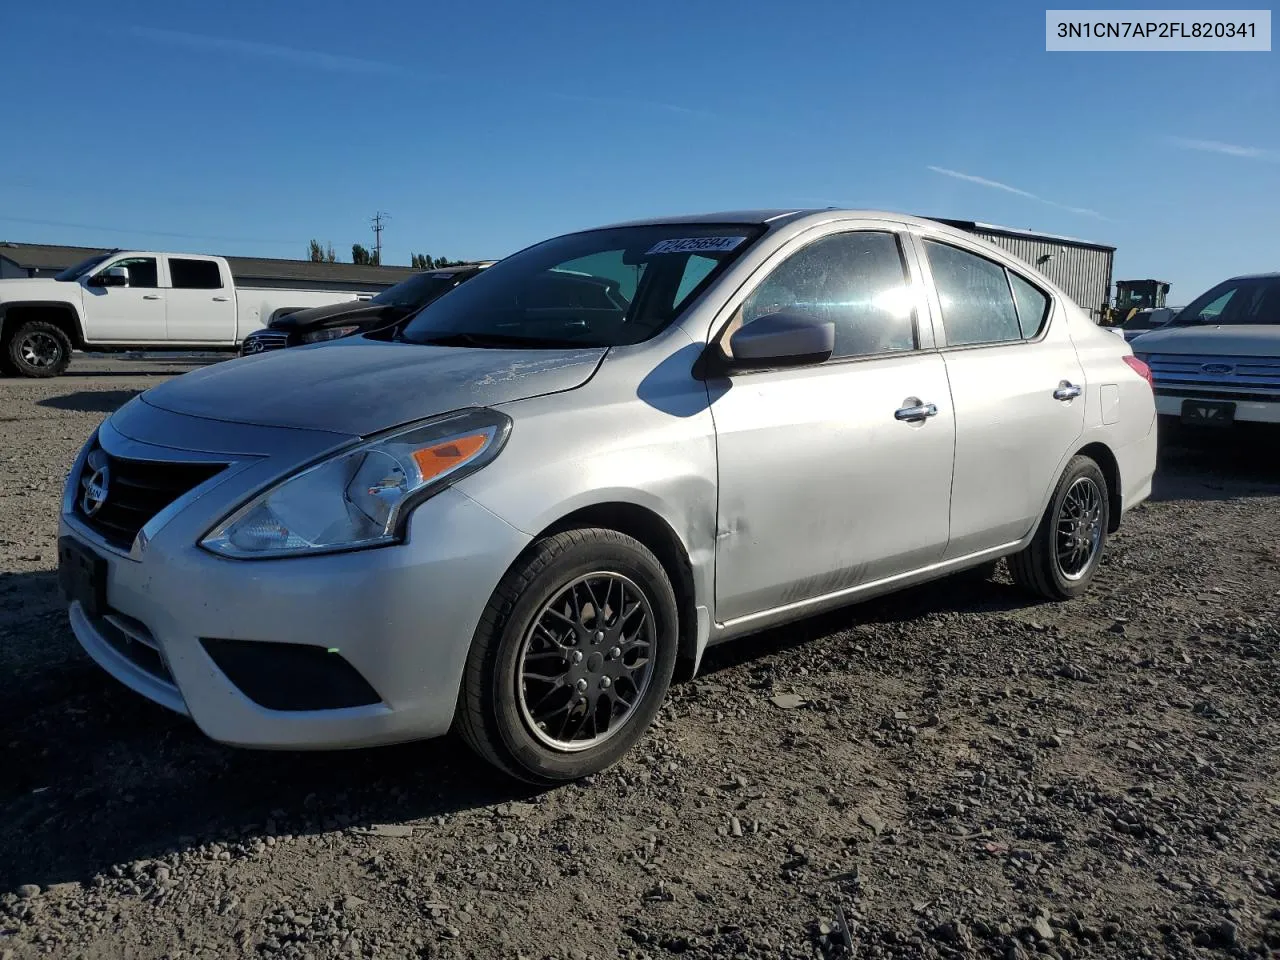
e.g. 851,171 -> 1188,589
1172,276 -> 1280,326
54,253 -> 112,282
371,272 -> 461,308
400,224 -> 763,348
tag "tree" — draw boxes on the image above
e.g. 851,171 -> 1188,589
371,248 -> 381,267
325,243 -> 337,263
308,239 -> 325,262
351,243 -> 372,265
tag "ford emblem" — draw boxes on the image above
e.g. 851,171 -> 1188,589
1201,362 -> 1234,375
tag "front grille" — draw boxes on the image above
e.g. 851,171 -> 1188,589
241,331 -> 290,355
95,610 -> 174,685
76,446 -> 225,550
1143,353 -> 1280,397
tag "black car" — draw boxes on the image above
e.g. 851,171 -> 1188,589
239,262 -> 494,356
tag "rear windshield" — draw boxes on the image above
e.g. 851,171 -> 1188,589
400,224 -> 763,348
1173,276 -> 1280,326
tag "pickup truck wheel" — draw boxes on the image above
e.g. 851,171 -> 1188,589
6,321 -> 72,378
456,528 -> 679,785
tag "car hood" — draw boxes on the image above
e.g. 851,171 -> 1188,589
0,277 -> 76,301
270,299 -> 397,332
139,336 -> 607,435
1130,324 -> 1280,356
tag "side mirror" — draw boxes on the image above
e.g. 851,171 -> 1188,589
724,311 -> 834,368
91,266 -> 129,288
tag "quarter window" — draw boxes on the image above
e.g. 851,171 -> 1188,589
1009,271 -> 1050,337
106,257 -> 158,289
923,241 -> 1020,346
730,231 -> 916,360
170,258 -> 223,289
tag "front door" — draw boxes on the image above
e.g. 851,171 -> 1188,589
80,256 -> 165,343
708,227 -> 956,625
164,257 -> 236,343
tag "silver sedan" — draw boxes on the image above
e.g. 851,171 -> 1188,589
58,210 -> 1157,783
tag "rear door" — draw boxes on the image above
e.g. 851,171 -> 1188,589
909,232 -> 1086,558
79,255 -> 165,343
164,257 -> 236,342
708,224 -> 956,624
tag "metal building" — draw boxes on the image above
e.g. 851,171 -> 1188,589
932,219 -> 1115,322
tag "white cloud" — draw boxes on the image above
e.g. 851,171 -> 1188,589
927,165 -> 1108,221
126,26 -> 414,77
1167,137 -> 1279,161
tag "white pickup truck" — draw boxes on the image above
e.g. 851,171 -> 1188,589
0,250 -> 371,377
1130,272 -> 1280,428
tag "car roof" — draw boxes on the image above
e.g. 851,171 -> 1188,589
587,208 -> 999,236
1225,271 -> 1280,281
420,261 -> 497,275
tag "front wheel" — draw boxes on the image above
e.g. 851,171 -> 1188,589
1010,455 -> 1109,601
456,528 -> 679,784
5,321 -> 72,378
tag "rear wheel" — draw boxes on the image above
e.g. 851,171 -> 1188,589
4,321 -> 72,378
1010,455 -> 1109,601
456,528 -> 678,784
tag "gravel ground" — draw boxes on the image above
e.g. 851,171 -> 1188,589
1,360 -> 1278,960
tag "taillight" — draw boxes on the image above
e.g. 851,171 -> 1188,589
1123,354 -> 1153,388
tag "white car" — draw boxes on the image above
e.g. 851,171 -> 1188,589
1131,273 -> 1280,427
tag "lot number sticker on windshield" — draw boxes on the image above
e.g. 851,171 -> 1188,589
646,236 -> 747,255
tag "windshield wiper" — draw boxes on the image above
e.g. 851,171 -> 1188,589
410,332 -> 593,349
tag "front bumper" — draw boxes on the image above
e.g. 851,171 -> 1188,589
61,415 -> 530,750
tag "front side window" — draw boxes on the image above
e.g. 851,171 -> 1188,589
105,257 -> 158,289
169,258 -> 223,289
924,241 -> 1021,346
400,224 -> 762,348
727,231 -> 916,360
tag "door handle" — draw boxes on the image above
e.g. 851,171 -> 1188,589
212,296 -> 229,302
895,399 -> 938,423
142,294 -> 161,300
1053,380 -> 1083,401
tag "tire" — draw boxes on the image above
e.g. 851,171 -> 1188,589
4,321 -> 72,378
1010,455 -> 1110,601
456,528 -> 679,784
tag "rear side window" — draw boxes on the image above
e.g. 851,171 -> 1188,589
1009,272 -> 1050,337
924,241 -> 1020,346
170,258 -> 224,289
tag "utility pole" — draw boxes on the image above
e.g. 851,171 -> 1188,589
371,211 -> 390,264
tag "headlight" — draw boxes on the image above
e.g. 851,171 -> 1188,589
299,324 -> 361,344
200,409 -> 511,559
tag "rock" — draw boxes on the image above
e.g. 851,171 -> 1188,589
770,693 -> 806,710
1101,922 -> 1121,941
729,816 -> 743,838
1215,920 -> 1237,947
859,810 -> 886,836
368,824 -> 413,838
17,884 -> 40,899
1032,916 -> 1055,941
154,866 -> 171,882
1058,663 -> 1090,682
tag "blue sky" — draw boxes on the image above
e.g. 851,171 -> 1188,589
1,0 -> 1275,302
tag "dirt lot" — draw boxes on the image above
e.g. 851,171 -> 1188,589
1,359 -> 1278,960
